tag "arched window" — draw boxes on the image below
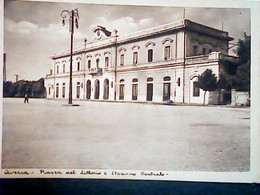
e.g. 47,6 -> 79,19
147,77 -> 153,101
119,79 -> 125,100
57,65 -> 59,73
132,78 -> 138,100
147,77 -> 153,82
193,81 -> 200,97
76,82 -> 80,98
56,83 -> 59,98
63,64 -> 65,73
163,76 -> 171,101
163,76 -> 171,81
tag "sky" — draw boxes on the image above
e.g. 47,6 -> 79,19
3,0 -> 250,82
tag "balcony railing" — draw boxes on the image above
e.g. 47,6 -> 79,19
219,53 -> 239,63
87,68 -> 103,75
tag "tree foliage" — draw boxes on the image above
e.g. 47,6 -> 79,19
197,69 -> 218,105
231,33 -> 250,91
198,69 -> 218,92
3,78 -> 46,98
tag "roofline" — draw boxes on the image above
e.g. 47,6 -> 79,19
52,19 -> 234,59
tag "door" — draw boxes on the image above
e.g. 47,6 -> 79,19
147,83 -> 153,101
76,86 -> 80,98
103,79 -> 109,99
163,83 -> 170,101
86,80 -> 91,99
95,80 -> 100,99
119,84 -> 124,100
132,84 -> 138,100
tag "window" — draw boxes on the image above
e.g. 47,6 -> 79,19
177,77 -> 181,87
77,62 -> 80,71
147,77 -> 153,82
57,66 -> 59,73
132,78 -> 138,82
105,57 -> 109,68
202,48 -> 206,55
56,83 -> 59,98
132,78 -> 138,100
164,46 -> 170,60
88,60 -> 91,69
193,81 -> 200,97
132,84 -> 138,100
148,49 -> 153,62
119,79 -> 125,100
62,83 -> 65,98
120,54 -> 124,66
119,84 -> 125,100
48,87 -> 51,95
133,52 -> 138,64
193,46 -> 198,56
147,77 -> 153,101
209,49 -> 212,53
76,82 -> 80,98
50,69 -> 53,75
96,59 -> 100,68
163,76 -> 171,101
163,76 -> 171,81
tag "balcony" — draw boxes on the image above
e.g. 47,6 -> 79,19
87,68 -> 103,75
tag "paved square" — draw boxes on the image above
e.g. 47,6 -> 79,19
2,98 -> 250,171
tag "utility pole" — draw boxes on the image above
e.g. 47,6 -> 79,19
15,74 -> 21,82
61,9 -> 79,105
3,53 -> 6,82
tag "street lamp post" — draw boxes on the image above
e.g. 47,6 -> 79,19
61,9 -> 79,104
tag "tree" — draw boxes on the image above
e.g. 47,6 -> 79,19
232,33 -> 250,92
32,78 -> 46,97
217,73 -> 228,104
197,69 -> 218,105
2,78 -> 46,98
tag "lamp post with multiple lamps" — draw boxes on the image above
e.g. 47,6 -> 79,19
61,9 -> 79,105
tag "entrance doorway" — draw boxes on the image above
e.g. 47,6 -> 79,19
94,79 -> 100,99
163,83 -> 170,101
103,79 -> 109,99
86,80 -> 91,99
147,83 -> 153,101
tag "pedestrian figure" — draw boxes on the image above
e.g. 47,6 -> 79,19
24,93 -> 29,104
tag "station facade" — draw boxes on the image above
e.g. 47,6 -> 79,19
45,19 -> 235,104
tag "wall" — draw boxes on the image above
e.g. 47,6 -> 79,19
231,89 -> 250,106
186,31 -> 228,57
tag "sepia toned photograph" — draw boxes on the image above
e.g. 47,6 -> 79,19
1,0 -> 255,181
